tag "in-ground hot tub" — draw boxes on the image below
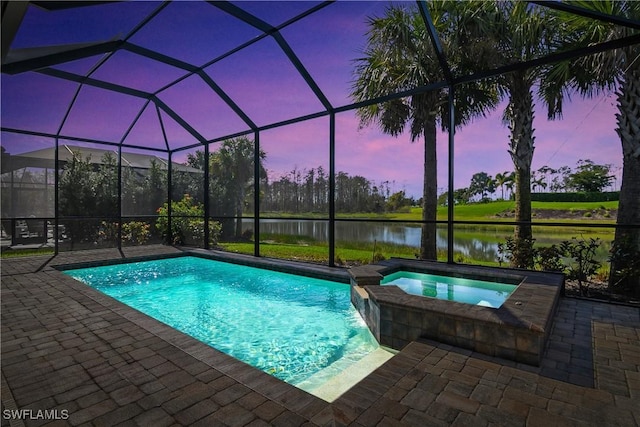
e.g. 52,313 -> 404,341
381,270 -> 519,309
349,258 -> 564,366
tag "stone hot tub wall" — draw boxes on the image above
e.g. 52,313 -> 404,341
349,259 -> 564,366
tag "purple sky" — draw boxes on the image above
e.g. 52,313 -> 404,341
1,1 -> 623,198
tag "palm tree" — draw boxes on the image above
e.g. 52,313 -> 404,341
504,171 -> 516,200
531,173 -> 547,193
495,171 -> 511,200
541,0 -> 640,294
351,1 -> 498,260
537,165 -> 556,191
466,1 -> 558,267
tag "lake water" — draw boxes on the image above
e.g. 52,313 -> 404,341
244,219 -> 613,263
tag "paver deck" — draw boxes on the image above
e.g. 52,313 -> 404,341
2,245 -> 639,426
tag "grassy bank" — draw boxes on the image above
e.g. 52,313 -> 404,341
265,200 -> 618,223
374,200 -> 618,223
221,233 -> 422,265
224,200 -> 619,266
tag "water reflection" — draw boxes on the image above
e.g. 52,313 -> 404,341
243,219 -> 501,262
240,219 -> 613,263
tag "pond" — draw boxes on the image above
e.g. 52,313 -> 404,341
243,219 -> 613,263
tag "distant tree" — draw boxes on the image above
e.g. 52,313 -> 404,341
531,172 -> 547,193
314,166 -> 328,212
210,137 -> 266,239
144,159 -> 166,214
469,172 -> 496,200
59,151 -> 119,246
565,159 -> 613,193
437,192 -> 449,206
386,191 -> 411,212
183,138 -> 265,240
550,166 -> 571,192
59,152 -> 96,246
303,168 -> 315,212
494,171 -> 512,200
536,165 -> 556,190
453,187 -> 472,205
503,171 -> 516,200
174,154 -> 204,205
95,152 -> 118,217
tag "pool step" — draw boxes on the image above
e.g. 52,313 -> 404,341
301,347 -> 395,402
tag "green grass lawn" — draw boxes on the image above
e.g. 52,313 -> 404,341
380,200 -> 618,223
1,247 -> 54,258
320,200 -> 619,223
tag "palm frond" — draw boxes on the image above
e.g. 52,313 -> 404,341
351,1 -> 500,140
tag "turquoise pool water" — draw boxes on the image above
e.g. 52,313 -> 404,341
381,271 -> 517,308
64,256 -> 380,391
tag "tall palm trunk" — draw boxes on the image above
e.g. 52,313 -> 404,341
610,63 -> 640,295
507,74 -> 535,268
420,118 -> 438,260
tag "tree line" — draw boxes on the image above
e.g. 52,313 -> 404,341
261,167 -> 413,214
441,159 -> 615,205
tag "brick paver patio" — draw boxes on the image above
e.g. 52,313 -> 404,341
1,246 -> 638,426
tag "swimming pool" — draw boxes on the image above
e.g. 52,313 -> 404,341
64,256 -> 386,397
381,270 -> 516,308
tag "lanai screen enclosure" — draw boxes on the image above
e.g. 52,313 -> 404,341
1,1 -> 639,268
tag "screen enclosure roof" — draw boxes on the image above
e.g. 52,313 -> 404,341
2,0 -> 640,155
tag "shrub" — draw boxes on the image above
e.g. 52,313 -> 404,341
98,221 -> 119,244
97,221 -> 151,245
122,221 -> 151,245
531,192 -> 619,202
560,237 -> 601,297
156,195 -> 221,246
497,236 -> 606,297
455,253 -> 468,263
608,236 -> 640,297
241,228 -> 254,241
497,236 -> 537,269
98,221 -> 151,245
535,245 -> 564,272
372,251 -> 386,262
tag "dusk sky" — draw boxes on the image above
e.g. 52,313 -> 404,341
1,1 -> 623,198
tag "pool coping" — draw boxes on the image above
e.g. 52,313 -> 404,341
349,258 -> 564,365
54,248 -> 351,284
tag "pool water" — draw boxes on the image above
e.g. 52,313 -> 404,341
64,257 -> 382,394
381,271 -> 517,308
